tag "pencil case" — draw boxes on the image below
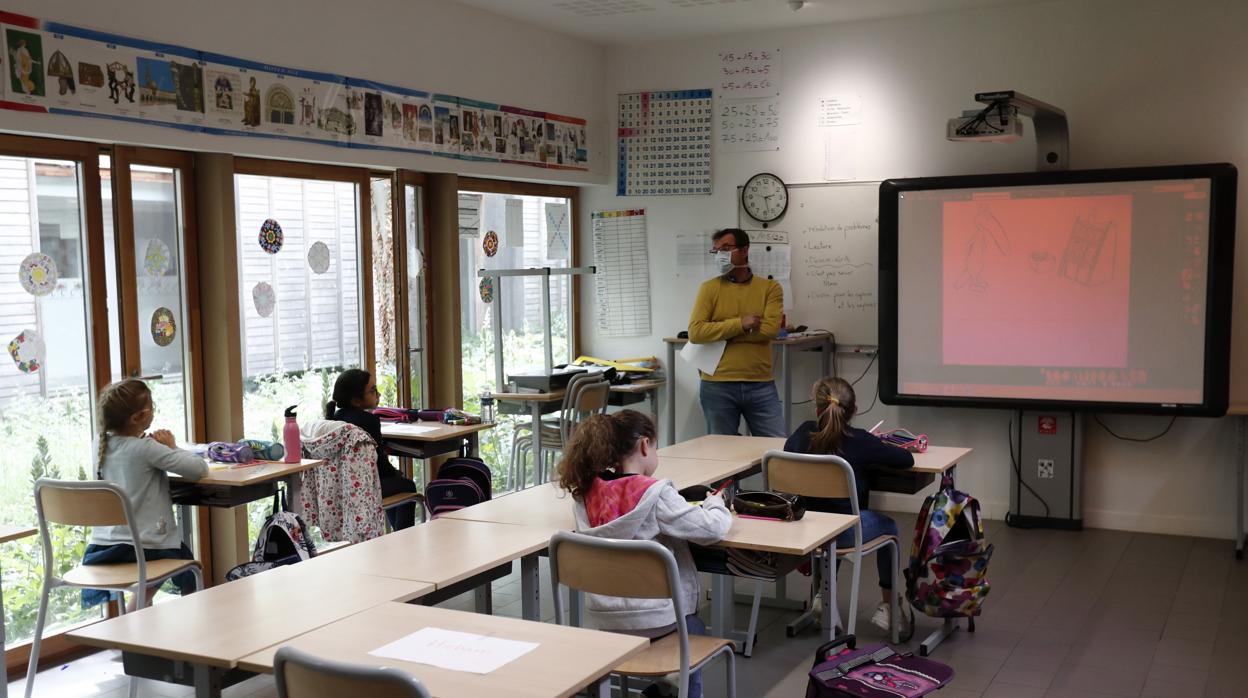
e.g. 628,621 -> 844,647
878,429 -> 928,453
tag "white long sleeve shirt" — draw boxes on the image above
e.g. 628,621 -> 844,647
90,435 -> 208,550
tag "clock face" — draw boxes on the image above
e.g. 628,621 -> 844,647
742,173 -> 788,222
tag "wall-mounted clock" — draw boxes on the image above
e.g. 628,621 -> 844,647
742,172 -> 788,226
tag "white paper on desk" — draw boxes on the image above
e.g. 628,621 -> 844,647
369,627 -> 539,674
680,340 -> 726,376
383,424 -> 441,436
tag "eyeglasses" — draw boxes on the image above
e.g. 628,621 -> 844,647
708,245 -> 739,254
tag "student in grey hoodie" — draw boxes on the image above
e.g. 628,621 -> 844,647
557,410 -> 731,698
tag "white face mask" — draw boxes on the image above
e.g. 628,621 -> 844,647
715,250 -> 735,274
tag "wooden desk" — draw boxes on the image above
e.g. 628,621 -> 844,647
663,333 -> 834,442
439,455 -> 758,529
380,422 -> 495,481
0,525 -> 35,698
300,518 -> 555,621
238,602 -> 647,698
171,458 -> 325,578
870,446 -> 973,495
658,434 -> 784,464
67,563 -> 432,697
707,511 -> 857,645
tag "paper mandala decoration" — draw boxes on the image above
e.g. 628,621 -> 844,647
259,219 -> 284,254
253,282 -> 276,317
150,307 -> 177,347
144,239 -> 172,276
479,276 -> 495,303
19,253 -> 58,296
7,329 -> 45,374
483,230 -> 499,257
308,241 -> 331,274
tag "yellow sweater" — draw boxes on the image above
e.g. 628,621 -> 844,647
688,274 -> 783,381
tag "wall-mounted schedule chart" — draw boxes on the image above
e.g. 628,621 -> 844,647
617,89 -> 712,196
592,209 -> 652,337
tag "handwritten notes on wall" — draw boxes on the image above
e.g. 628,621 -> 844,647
719,97 -> 780,152
716,49 -> 781,98
739,183 -> 880,344
716,49 -> 782,152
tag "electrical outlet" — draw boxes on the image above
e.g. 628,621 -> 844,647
1037,459 -> 1055,479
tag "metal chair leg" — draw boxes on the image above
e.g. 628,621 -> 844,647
744,579 -> 763,657
23,581 -> 50,698
847,551 -> 862,637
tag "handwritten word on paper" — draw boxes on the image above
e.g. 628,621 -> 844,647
718,97 -> 780,152
716,49 -> 781,98
369,627 -> 539,674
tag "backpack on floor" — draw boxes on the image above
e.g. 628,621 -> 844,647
903,473 -> 993,619
425,478 -> 485,519
437,457 -> 492,501
225,490 -> 317,581
806,635 -> 954,698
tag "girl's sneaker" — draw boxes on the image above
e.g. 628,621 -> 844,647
870,602 -> 912,634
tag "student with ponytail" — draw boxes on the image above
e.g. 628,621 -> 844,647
80,379 -> 207,611
325,368 -> 419,530
783,376 -> 914,632
558,409 -> 730,698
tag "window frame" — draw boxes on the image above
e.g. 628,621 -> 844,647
456,177 -> 583,360
232,157 -> 376,375
395,170 -> 432,408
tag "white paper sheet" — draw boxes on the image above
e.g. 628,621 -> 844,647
592,209 -> 652,337
505,198 -> 525,247
382,424 -> 441,436
368,627 -> 539,675
545,202 -> 570,260
680,340 -> 726,376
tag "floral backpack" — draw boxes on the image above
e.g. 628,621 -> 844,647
903,473 -> 993,619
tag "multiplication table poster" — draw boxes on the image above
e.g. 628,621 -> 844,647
617,89 -> 712,196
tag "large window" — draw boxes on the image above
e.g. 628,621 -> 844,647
458,184 -> 577,492
0,152 -> 102,645
234,169 -> 366,441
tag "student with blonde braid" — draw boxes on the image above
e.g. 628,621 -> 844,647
783,376 -> 914,632
558,409 -> 730,698
80,379 -> 207,611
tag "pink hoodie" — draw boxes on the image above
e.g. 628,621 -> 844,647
585,474 -> 658,527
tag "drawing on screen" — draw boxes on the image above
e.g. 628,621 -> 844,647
1058,215 -> 1117,286
954,205 -> 1010,292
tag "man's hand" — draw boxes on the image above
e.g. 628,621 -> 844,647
741,314 -> 762,332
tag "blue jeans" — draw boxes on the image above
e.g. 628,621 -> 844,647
832,508 -> 900,590
698,380 -> 785,437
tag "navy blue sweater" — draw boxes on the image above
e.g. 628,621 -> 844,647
783,422 -> 914,511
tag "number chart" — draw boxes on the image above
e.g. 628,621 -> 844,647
617,89 -> 712,196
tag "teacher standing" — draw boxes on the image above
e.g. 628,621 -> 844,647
688,228 -> 785,437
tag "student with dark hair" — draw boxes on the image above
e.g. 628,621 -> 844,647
689,227 -> 785,437
784,376 -> 914,632
325,369 -> 418,530
558,409 -> 730,698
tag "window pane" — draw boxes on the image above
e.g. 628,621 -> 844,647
370,177 -> 398,408
405,184 -> 425,408
131,164 -> 191,443
99,155 -> 123,383
235,174 -> 362,441
458,190 -> 573,493
0,156 -> 103,643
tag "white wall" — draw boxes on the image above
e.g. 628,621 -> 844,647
2,0 -> 609,184
581,0 -> 1248,539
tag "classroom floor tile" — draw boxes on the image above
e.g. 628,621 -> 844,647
12,512 -> 1242,697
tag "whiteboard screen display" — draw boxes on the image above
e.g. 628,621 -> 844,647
879,164 -> 1237,416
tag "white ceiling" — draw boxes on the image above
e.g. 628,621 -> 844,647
454,0 -> 1042,45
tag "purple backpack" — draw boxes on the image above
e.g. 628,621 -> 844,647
437,457 -> 492,501
807,636 -> 954,698
425,478 -> 485,518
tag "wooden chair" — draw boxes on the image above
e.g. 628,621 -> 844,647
762,450 -> 903,643
381,491 -> 427,532
548,530 -> 736,698
275,645 -> 431,698
507,371 -> 596,490
25,479 -> 204,698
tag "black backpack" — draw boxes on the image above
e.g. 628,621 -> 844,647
225,491 -> 317,581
